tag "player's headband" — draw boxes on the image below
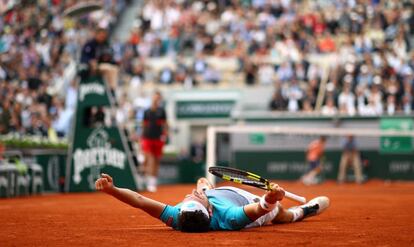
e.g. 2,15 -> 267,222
180,200 -> 210,218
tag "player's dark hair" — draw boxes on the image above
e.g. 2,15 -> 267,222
178,210 -> 210,233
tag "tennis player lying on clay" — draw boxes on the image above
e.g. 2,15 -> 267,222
95,173 -> 329,232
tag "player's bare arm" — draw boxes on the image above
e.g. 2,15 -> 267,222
95,173 -> 166,218
243,183 -> 285,221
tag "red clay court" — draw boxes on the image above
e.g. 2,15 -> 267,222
1,180 -> 414,247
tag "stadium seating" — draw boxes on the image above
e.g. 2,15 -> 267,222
0,163 -> 17,198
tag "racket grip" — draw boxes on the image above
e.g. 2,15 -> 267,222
285,191 -> 306,204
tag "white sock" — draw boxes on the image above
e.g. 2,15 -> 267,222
288,207 -> 304,222
147,176 -> 157,186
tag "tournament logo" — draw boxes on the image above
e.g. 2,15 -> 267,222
72,128 -> 126,184
79,82 -> 105,101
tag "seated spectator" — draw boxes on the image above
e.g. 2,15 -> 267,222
359,97 -> 379,116
367,83 -> 383,115
159,67 -> 175,84
203,65 -> 221,84
193,54 -> 208,74
0,100 -> 11,134
302,99 -> 314,113
244,59 -> 257,85
355,85 -> 368,115
277,61 -> 294,83
268,88 -> 287,111
51,98 -> 73,137
175,57 -> 189,84
317,32 -> 336,53
26,113 -> 48,137
257,62 -> 275,85
321,97 -> 338,116
386,95 -> 397,116
401,95 -> 413,115
337,81 -> 356,116
282,79 -> 304,113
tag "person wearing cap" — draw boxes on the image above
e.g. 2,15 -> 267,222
95,174 -> 330,232
80,28 -> 119,96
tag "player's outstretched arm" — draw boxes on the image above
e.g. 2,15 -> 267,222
95,173 -> 166,218
243,183 -> 285,221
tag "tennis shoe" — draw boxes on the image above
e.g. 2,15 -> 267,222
147,184 -> 157,193
300,196 -> 330,219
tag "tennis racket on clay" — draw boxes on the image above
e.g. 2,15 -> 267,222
209,166 -> 306,204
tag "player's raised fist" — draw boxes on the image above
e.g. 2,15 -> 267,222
95,173 -> 114,193
265,183 -> 285,203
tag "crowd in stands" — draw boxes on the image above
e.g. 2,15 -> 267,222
0,0 -> 126,138
1,0 -> 414,139
124,0 -> 414,116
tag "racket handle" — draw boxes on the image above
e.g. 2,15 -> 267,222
285,191 -> 306,204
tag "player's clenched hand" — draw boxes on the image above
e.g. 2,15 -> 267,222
265,183 -> 285,203
95,173 -> 114,193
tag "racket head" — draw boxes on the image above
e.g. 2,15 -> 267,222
208,166 -> 270,190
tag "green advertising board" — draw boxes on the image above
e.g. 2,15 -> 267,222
33,151 -> 67,192
380,117 -> 413,153
176,100 -> 235,119
234,151 -> 414,181
249,133 -> 266,145
65,76 -> 141,192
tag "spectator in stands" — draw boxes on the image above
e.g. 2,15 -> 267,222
367,83 -> 383,115
3,0 -> 414,141
386,95 -> 397,116
116,96 -> 133,128
159,67 -> 175,84
282,79 -> 303,112
193,53 -> 208,75
302,100 -> 314,113
337,80 -> 356,116
355,85 -> 368,115
0,0 -> 124,139
0,100 -> 11,134
244,59 -> 257,86
133,89 -> 151,126
203,64 -> 221,84
0,141 -> 4,161
52,97 -> 75,137
321,97 -> 338,116
276,62 -> 294,83
26,113 -> 48,137
257,62 -> 275,85
268,87 -> 287,111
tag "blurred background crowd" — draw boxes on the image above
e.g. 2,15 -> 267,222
0,0 -> 126,137
0,0 -> 413,138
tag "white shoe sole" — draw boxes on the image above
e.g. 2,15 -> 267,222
303,196 -> 330,215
